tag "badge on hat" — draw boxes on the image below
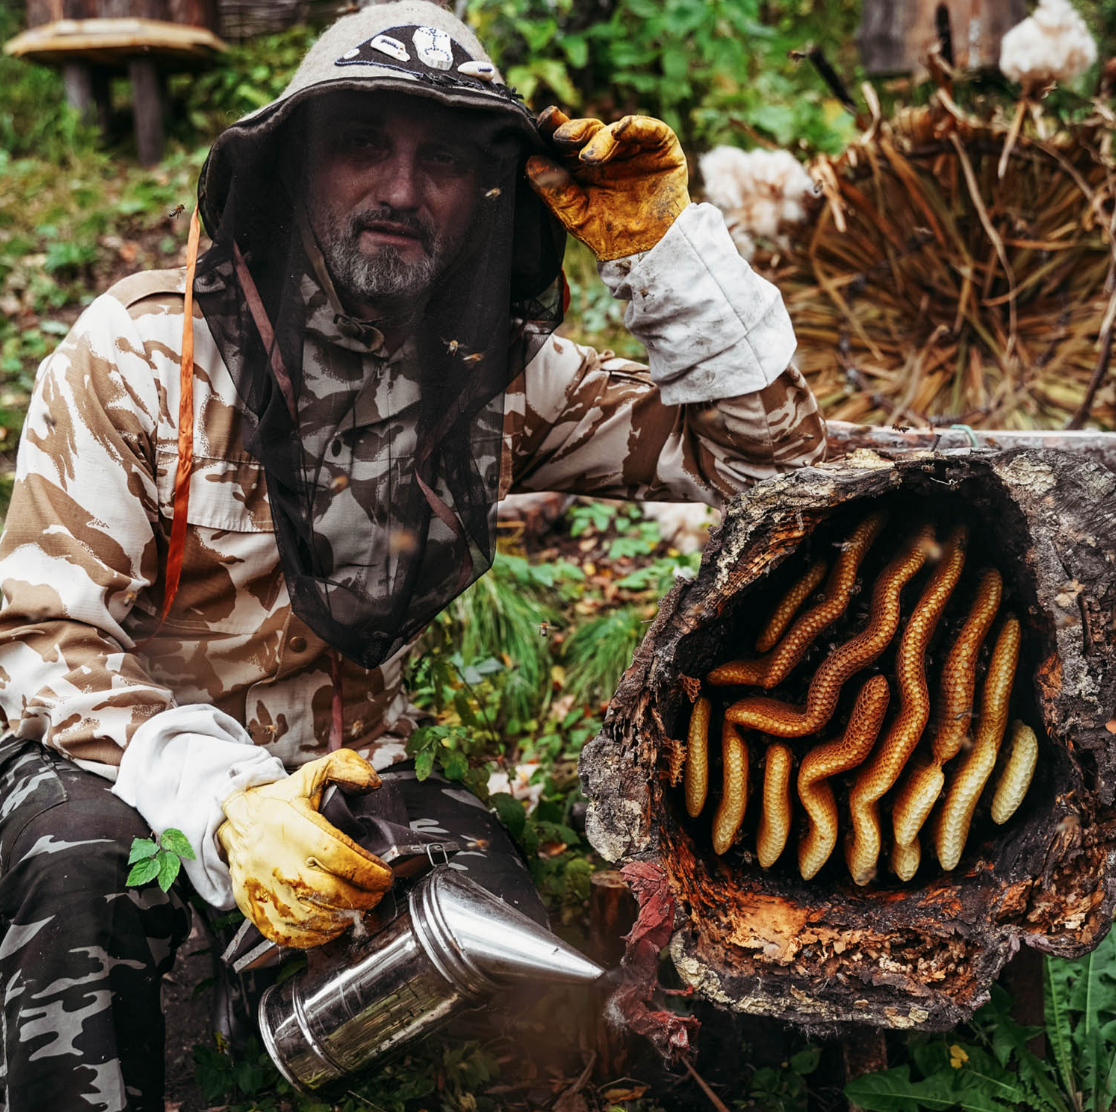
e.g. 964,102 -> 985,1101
336,24 -> 500,84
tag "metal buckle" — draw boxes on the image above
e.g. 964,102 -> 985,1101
425,842 -> 449,868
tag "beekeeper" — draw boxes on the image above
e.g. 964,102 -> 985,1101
0,1 -> 824,1106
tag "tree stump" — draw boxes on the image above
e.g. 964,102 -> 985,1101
581,449 -> 1116,1034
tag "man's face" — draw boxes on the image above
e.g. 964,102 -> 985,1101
305,92 -> 480,315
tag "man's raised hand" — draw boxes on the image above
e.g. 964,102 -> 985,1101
526,106 -> 690,261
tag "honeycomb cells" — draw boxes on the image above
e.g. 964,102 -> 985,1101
681,510 -> 1037,884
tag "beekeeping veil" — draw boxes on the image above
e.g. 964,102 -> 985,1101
193,1 -> 565,667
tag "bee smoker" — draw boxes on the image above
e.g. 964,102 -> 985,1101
223,786 -> 605,1092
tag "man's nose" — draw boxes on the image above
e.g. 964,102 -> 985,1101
376,153 -> 422,210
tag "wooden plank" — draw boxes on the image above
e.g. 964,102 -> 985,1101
4,18 -> 227,66
826,420 -> 1116,474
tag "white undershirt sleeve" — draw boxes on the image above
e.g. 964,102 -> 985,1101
111,704 -> 288,909
598,202 -> 797,406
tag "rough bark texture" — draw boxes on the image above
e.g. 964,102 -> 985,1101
581,449 -> 1116,1034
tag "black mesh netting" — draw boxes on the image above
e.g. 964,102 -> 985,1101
194,88 -> 565,667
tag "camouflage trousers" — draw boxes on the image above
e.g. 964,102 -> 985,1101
0,740 -> 543,1111
0,737 -> 191,1111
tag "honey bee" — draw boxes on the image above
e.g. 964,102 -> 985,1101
167,204 -> 185,219
461,352 -> 484,365
484,187 -> 502,199
539,620 -> 549,639
442,337 -> 461,355
329,474 -> 349,493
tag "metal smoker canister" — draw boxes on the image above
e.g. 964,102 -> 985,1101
258,866 -> 605,1090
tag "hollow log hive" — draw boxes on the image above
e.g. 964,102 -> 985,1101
581,448 -> 1116,1032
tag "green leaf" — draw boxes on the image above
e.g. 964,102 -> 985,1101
127,837 -> 159,864
156,849 -> 181,892
160,827 -> 195,860
126,856 -> 160,887
414,749 -> 435,781
1045,954 -> 1080,1107
489,792 -> 527,841
560,34 -> 588,69
442,750 -> 468,782
843,1066 -> 929,1112
789,1047 -> 822,1076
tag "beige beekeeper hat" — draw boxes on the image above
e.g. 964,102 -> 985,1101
198,0 -> 541,230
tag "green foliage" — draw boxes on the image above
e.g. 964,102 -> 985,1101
743,1046 -> 822,1112
846,928 -> 1116,1112
126,827 -> 195,892
194,1030 -> 501,1111
466,0 -> 860,154
562,605 -> 647,706
0,8 -> 98,160
169,26 -> 318,139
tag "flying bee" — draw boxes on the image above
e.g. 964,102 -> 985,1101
167,204 -> 185,219
461,352 -> 484,365
539,620 -> 549,639
442,337 -> 461,355
329,474 -> 349,494
484,187 -> 501,200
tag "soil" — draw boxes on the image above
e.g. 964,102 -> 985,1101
163,919 -> 221,1112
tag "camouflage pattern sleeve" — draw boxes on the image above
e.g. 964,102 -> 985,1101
503,201 -> 825,504
0,290 -> 177,766
505,343 -> 825,505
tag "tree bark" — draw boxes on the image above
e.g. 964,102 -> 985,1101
129,58 -> 164,166
581,450 -> 1116,1034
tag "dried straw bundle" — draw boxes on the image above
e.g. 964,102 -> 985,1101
772,101 -> 1116,429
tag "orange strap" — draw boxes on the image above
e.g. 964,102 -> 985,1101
159,205 -> 202,626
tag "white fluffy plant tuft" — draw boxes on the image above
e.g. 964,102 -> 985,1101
999,0 -> 1098,89
698,146 -> 816,260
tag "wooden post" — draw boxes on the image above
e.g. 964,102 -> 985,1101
587,870 -> 638,1083
858,0 -> 1027,74
844,1028 -> 888,1112
129,58 -> 164,166
62,61 -> 96,124
999,945 -> 1046,1058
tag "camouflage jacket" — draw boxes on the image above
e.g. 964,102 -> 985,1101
0,202 -> 825,904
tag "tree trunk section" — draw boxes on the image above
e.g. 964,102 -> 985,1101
129,58 -> 164,166
859,0 -> 1027,75
581,450 -> 1116,1034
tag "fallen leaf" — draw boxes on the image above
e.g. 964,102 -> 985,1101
602,1084 -> 649,1101
1106,719 -> 1116,734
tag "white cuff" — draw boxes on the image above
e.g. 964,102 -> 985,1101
111,705 -> 288,909
598,202 -> 797,406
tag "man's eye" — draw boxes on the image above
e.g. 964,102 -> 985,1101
422,148 -> 469,173
341,131 -> 388,154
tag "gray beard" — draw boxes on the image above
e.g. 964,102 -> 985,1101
318,210 -> 445,311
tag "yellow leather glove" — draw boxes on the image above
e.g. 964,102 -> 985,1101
217,749 -> 393,949
526,106 -> 691,261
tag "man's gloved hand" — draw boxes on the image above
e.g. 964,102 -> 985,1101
217,749 -> 393,949
526,106 -> 690,261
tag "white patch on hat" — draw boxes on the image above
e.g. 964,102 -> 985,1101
341,46 -> 361,60
412,25 -> 454,71
368,33 -> 410,63
457,60 -> 497,82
